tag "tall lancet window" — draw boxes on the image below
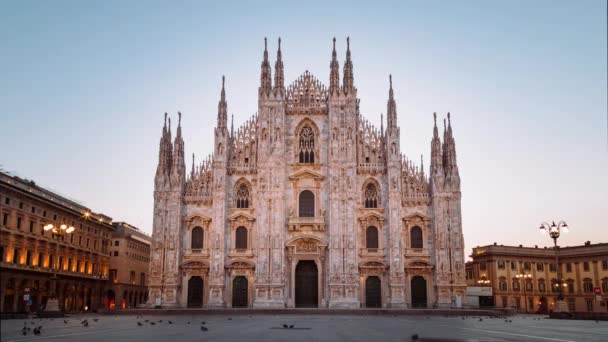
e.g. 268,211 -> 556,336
364,183 -> 379,208
235,183 -> 249,208
298,125 -> 315,163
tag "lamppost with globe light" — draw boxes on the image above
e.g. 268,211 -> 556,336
516,273 -> 532,313
539,220 -> 569,307
41,222 -> 76,316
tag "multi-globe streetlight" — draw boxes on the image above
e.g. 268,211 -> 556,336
539,221 -> 569,303
41,222 -> 76,316
516,273 -> 532,313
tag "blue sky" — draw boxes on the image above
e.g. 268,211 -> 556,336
1,0 -> 606,256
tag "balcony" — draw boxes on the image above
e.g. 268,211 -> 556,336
288,216 -> 325,232
228,248 -> 254,258
359,248 -> 385,258
404,247 -> 430,257
184,248 -> 210,257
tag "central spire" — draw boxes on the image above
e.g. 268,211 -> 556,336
217,76 -> 227,129
260,37 -> 272,96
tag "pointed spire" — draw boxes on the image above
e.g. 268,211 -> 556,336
176,111 -> 182,139
163,112 -> 168,135
387,74 -> 397,134
430,112 -> 443,176
191,153 -> 195,177
443,112 -> 458,174
260,37 -> 272,96
420,154 -> 425,177
231,114 -> 234,136
342,36 -> 354,94
274,37 -> 284,95
380,113 -> 384,135
217,76 -> 227,129
329,37 -> 340,95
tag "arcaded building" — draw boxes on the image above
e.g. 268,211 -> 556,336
148,38 -> 466,308
0,171 -> 113,313
467,242 -> 608,313
107,222 -> 151,309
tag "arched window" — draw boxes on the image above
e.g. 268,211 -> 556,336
235,226 -> 248,250
551,279 -> 560,293
366,226 -> 379,249
602,278 -> 608,293
512,278 -> 520,292
364,183 -> 379,208
410,226 -> 423,249
566,279 -> 575,293
583,278 -> 593,293
299,190 -> 315,217
499,277 -> 507,291
538,278 -> 546,292
298,125 -> 315,163
235,183 -> 249,208
191,226 -> 204,250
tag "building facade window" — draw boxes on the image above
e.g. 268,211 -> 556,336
235,183 -> 250,209
601,278 -> 608,293
499,277 -> 507,291
538,279 -> 546,292
410,226 -> 423,249
537,263 -> 544,272
364,183 -> 379,208
567,279 -> 574,294
235,226 -> 247,250
551,279 -> 559,293
298,190 -> 314,217
497,260 -> 505,269
583,278 -> 593,293
549,263 -> 557,272
191,226 -> 204,250
512,279 -> 520,292
511,261 -> 517,270
366,226 -> 379,249
602,260 -> 608,270
298,125 -> 315,163
479,261 -> 486,271
566,263 -> 572,272
523,262 -> 531,270
583,262 -> 590,271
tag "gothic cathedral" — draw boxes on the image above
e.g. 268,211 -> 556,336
148,38 -> 466,309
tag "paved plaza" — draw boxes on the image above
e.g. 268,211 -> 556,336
1,314 -> 607,342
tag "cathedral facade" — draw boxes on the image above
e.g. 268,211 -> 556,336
148,38 -> 466,309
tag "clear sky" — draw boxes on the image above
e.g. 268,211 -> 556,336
1,0 -> 606,257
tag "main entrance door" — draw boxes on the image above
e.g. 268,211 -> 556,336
232,276 -> 248,308
295,260 -> 318,308
365,276 -> 382,308
411,276 -> 427,308
187,276 -> 203,308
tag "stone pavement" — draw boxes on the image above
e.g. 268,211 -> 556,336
1,314 -> 607,342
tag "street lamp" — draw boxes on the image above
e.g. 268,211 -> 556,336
516,273 -> 532,313
41,222 -> 76,317
539,221 -> 569,306
477,279 -> 491,286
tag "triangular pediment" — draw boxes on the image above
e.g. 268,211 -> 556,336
358,211 -> 385,223
402,212 -> 430,221
289,169 -> 324,181
228,211 -> 256,222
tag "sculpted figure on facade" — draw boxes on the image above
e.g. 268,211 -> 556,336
148,38 -> 466,308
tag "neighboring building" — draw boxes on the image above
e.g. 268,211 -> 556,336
107,222 -> 151,309
0,171 -> 114,313
466,242 -> 608,313
149,38 -> 466,309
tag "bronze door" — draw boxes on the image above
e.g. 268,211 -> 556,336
365,276 -> 382,308
232,276 -> 248,308
187,276 -> 203,308
295,261 -> 318,307
411,276 -> 427,308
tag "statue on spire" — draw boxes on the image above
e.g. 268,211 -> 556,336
329,37 -> 340,95
342,37 -> 354,94
260,37 -> 272,96
274,37 -> 284,95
